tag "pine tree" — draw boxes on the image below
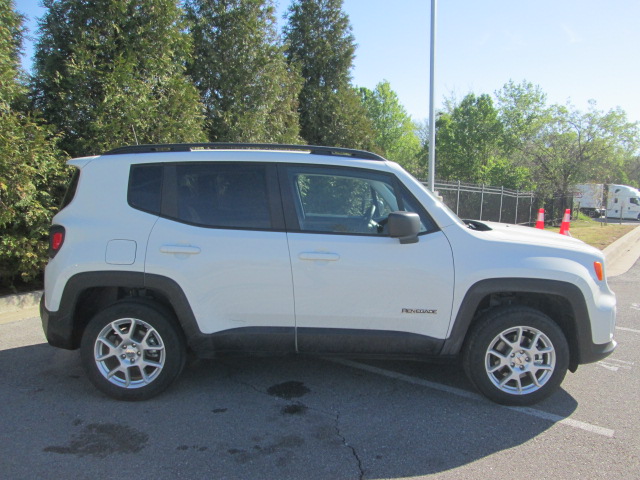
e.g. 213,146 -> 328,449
31,0 -> 206,158
284,0 -> 373,149
0,0 -> 68,287
185,0 -> 301,143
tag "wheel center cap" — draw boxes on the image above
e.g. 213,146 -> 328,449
514,352 -> 528,367
124,345 -> 138,360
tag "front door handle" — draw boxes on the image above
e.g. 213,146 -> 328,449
298,252 -> 340,261
160,245 -> 201,255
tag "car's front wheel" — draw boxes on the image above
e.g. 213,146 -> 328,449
462,306 -> 569,405
80,300 -> 186,401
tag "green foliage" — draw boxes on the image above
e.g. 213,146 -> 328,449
495,80 -> 549,156
0,0 -> 68,287
31,0 -> 206,158
185,0 -> 301,143
0,0 -> 24,107
284,0 -> 373,149
524,102 -> 640,197
360,80 -> 421,173
435,93 -> 530,188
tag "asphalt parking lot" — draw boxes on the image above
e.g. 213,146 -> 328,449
1,262 -> 639,479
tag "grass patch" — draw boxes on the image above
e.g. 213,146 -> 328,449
547,216 -> 637,250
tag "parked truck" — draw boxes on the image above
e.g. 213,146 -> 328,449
607,184 -> 640,220
574,184 -> 606,218
574,183 -> 640,220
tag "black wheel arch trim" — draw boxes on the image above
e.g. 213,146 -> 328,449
441,278 -> 613,367
42,271 -> 203,352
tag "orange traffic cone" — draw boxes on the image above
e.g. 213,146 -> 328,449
559,209 -> 571,236
535,208 -> 545,229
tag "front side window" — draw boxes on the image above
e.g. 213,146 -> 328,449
287,167 -> 432,235
174,163 -> 271,229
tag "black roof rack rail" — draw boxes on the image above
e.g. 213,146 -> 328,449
102,143 -> 386,161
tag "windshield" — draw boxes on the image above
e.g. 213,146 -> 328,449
403,171 -> 466,227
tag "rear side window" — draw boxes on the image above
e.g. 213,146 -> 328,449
173,163 -> 271,229
60,168 -> 80,210
128,164 -> 163,215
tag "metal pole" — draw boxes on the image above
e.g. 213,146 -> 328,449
427,0 -> 437,192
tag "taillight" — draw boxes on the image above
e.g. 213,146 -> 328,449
49,226 -> 65,258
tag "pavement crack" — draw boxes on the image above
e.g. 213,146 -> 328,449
335,410 -> 364,480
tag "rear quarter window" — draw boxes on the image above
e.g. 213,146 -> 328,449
59,168 -> 80,210
128,164 -> 163,215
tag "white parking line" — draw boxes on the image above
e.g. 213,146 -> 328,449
617,326 -> 640,334
327,357 -> 615,438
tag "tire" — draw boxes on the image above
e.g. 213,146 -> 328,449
80,300 -> 186,401
462,306 -> 569,406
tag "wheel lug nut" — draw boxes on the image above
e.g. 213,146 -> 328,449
121,354 -> 126,359
130,358 -> 135,364
137,351 -> 141,356
511,363 -> 515,367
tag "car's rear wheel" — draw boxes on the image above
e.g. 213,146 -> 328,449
80,301 -> 186,401
462,306 -> 569,405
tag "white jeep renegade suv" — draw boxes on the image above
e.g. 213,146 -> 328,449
40,143 -> 616,405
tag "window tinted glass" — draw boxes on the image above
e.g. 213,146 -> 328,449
175,164 -> 271,229
60,168 -> 80,210
128,165 -> 162,214
288,168 -> 432,235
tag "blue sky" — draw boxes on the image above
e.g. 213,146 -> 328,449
14,0 -> 640,124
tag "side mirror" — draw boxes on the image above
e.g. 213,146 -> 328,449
388,211 -> 420,244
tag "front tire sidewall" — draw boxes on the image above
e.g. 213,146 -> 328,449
463,307 -> 569,406
80,301 -> 186,401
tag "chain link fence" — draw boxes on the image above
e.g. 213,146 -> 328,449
424,181 -> 536,225
422,180 -> 576,226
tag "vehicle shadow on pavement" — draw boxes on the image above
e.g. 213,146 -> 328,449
0,344 -> 578,479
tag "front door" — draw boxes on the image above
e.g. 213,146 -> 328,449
280,165 -> 455,355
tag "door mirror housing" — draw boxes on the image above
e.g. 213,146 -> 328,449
388,212 -> 420,244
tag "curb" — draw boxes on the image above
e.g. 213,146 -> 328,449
0,290 -> 43,315
603,225 -> 640,277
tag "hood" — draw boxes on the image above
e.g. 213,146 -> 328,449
469,221 -> 599,254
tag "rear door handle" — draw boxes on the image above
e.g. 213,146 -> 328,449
298,252 -> 340,261
160,245 -> 201,255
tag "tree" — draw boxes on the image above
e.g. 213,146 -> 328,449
185,0 -> 301,143
524,103 -> 640,198
495,80 -> 549,156
284,0 -> 373,149
435,93 -> 530,188
360,80 -> 421,173
31,0 -> 206,158
0,0 -> 68,287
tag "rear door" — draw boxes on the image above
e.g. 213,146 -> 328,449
145,162 -> 295,352
280,165 -> 455,355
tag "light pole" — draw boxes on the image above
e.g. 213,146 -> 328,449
428,0 -> 437,192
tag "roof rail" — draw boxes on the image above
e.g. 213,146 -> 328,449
102,143 -> 386,161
